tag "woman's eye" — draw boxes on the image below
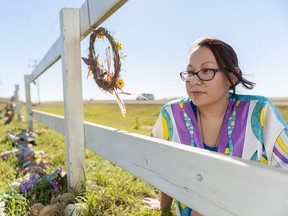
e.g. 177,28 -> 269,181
202,69 -> 211,73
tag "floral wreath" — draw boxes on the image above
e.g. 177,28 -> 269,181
82,27 -> 128,116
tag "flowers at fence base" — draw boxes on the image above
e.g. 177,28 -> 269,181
31,203 -> 45,216
10,166 -> 66,198
31,192 -> 75,216
0,129 -> 38,161
21,166 -> 46,177
82,27 -> 132,117
47,167 -> 66,194
20,173 -> 40,194
10,178 -> 22,189
2,129 -> 71,215
0,149 -> 18,160
28,167 -> 67,197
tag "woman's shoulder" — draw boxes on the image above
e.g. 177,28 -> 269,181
160,97 -> 191,111
231,93 -> 272,104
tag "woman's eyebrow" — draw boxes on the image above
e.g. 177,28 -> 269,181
187,61 -> 216,70
200,61 -> 217,66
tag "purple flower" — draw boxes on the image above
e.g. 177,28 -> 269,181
54,167 -> 63,175
20,176 -> 37,194
81,57 -> 90,66
47,167 -> 63,183
51,180 -> 59,194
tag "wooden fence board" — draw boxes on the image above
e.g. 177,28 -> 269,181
33,110 -> 288,215
80,0 -> 128,38
30,37 -> 62,82
32,110 -> 65,135
84,121 -> 288,215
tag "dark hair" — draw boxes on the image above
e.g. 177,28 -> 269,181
193,38 -> 255,97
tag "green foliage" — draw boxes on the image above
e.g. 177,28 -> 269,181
0,188 -> 30,215
0,152 -> 17,191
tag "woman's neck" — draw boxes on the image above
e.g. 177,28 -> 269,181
197,99 -> 230,119
197,99 -> 230,148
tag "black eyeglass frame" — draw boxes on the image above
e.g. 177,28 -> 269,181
179,68 -> 223,81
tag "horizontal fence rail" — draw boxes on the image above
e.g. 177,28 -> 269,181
32,110 -> 288,216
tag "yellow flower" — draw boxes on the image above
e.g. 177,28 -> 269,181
115,40 -> 122,51
105,75 -> 111,83
116,78 -> 125,88
96,34 -> 104,39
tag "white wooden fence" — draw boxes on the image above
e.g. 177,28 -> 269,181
24,1 -> 288,215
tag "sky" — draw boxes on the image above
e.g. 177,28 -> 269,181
0,0 -> 288,102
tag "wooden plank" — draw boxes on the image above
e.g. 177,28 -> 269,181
30,37 -> 62,82
79,0 -> 128,38
31,111 -> 288,215
60,8 -> 86,190
84,121 -> 288,216
32,110 -> 65,135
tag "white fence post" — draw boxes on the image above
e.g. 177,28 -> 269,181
14,84 -> 22,121
60,8 -> 86,190
24,75 -> 33,131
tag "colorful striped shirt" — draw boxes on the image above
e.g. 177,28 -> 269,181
152,94 -> 288,215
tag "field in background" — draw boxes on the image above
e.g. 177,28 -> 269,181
33,99 -> 288,125
33,100 -> 165,136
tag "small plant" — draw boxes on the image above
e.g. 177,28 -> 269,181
26,167 -> 67,205
0,188 -> 30,215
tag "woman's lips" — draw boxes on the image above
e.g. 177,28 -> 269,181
191,91 -> 205,96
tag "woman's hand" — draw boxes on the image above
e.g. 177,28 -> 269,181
142,197 -> 160,210
142,192 -> 173,211
191,210 -> 203,216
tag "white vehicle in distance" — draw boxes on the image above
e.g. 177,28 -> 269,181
136,93 -> 155,101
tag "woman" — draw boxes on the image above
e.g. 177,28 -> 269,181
143,38 -> 288,215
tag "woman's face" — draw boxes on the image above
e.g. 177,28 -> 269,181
185,46 -> 231,108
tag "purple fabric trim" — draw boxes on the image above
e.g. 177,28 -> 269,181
170,99 -> 250,155
218,101 -> 233,153
231,102 -> 250,157
273,147 -> 288,164
171,103 -> 191,146
183,102 -> 204,148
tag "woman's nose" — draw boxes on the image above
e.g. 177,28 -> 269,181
187,75 -> 202,85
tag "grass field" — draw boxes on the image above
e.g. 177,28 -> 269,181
0,101 -> 174,215
0,101 -> 288,215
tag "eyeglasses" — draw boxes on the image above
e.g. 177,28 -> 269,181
180,68 -> 222,81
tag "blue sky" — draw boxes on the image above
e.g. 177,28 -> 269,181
0,0 -> 287,102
